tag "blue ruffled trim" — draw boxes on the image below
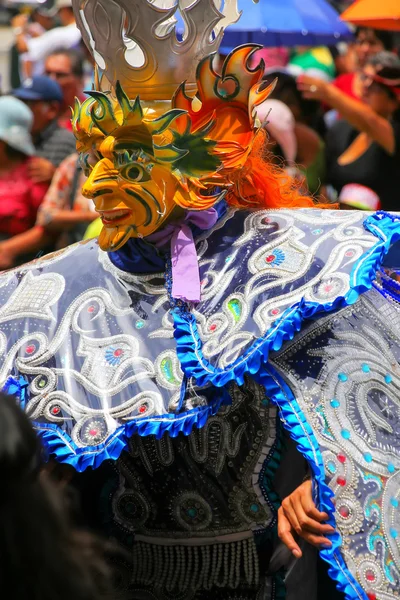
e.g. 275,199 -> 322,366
254,366 -> 367,600
3,376 -> 229,472
3,375 -> 29,410
174,211 -> 400,388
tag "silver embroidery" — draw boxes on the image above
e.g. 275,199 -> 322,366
0,208 -> 390,455
0,272 -> 65,323
272,289 -> 400,598
193,209 -> 377,370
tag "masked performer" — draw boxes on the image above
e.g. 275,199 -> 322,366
2,1 -> 400,599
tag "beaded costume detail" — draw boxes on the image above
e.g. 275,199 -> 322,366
272,288 -> 400,600
0,208 -> 389,465
100,379 -> 279,598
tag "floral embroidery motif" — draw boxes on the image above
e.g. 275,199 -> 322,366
105,346 -> 125,366
264,248 -> 285,266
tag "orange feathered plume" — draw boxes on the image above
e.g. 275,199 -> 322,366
224,129 -> 316,210
172,45 -> 331,212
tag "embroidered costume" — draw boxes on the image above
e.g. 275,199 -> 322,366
1,2 -> 399,599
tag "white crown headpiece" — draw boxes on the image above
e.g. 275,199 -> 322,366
72,0 -> 241,101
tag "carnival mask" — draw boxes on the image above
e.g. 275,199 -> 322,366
81,149 -> 181,250
72,47 -> 275,252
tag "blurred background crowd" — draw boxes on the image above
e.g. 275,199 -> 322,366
0,0 -> 398,271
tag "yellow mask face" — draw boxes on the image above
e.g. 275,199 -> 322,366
81,151 -> 178,251
73,85 -> 221,252
72,47 -> 275,252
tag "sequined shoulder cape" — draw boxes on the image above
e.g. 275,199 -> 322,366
2,207 -> 400,600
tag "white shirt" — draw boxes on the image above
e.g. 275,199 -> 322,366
19,24 -> 46,79
25,23 -> 82,65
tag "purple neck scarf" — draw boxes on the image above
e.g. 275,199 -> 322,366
147,208 -> 218,303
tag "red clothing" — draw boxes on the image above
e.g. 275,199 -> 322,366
59,94 -> 87,131
59,117 -> 73,132
333,73 -> 359,101
0,160 -> 48,238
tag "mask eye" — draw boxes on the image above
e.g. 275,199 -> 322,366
120,162 -> 151,183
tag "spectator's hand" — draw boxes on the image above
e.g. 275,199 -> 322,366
277,480 -> 335,558
11,13 -> 28,31
28,158 -> 56,184
297,75 -> 329,102
0,246 -> 15,271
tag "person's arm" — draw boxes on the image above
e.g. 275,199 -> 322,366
294,123 -> 321,168
44,210 -> 98,233
11,14 -> 30,54
297,75 -> 396,155
14,33 -> 29,55
36,154 -> 96,233
13,25 -> 56,64
28,158 -> 57,184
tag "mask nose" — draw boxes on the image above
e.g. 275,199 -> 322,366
82,158 -> 118,201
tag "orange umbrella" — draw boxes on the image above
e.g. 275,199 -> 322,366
341,0 -> 400,31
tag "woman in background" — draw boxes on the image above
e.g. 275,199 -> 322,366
0,153 -> 97,270
333,27 -> 395,101
0,97 -> 48,243
298,63 -> 400,211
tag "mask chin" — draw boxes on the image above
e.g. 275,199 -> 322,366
98,213 -> 167,251
99,224 -> 135,252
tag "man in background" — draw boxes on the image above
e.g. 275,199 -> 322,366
44,49 -> 85,130
13,75 -> 77,183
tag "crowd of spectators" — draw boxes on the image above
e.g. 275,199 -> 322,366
0,0 -> 97,269
259,28 -> 400,211
0,1 -> 399,270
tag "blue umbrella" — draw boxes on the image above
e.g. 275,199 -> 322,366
177,0 -> 353,51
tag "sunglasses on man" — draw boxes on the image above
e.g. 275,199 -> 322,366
45,70 -> 73,80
